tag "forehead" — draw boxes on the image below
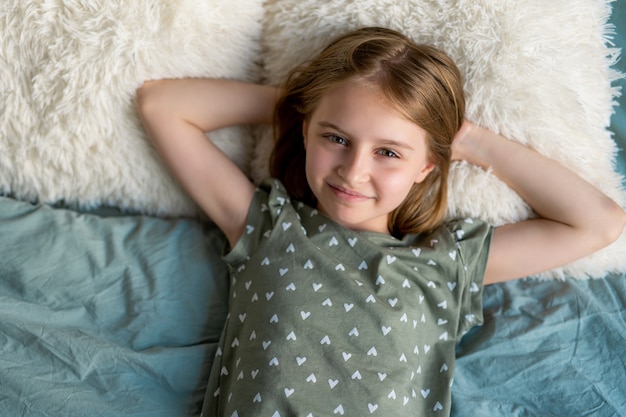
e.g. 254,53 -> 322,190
310,80 -> 428,146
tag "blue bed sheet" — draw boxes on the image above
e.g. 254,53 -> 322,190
0,203 -> 229,416
453,274 -> 626,416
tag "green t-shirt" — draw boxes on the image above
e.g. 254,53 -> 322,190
202,179 -> 493,417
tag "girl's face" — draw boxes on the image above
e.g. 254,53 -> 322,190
303,80 -> 435,234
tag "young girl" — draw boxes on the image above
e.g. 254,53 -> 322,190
137,27 -> 625,417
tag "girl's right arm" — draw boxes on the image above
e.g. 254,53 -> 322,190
136,79 -> 280,247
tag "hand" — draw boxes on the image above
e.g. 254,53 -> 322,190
451,119 -> 474,158
450,119 -> 488,166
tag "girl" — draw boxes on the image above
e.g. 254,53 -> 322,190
137,27 -> 625,417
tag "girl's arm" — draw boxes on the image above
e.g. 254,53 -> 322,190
452,121 -> 626,284
136,79 -> 280,247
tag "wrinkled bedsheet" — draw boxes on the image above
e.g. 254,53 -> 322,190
454,274 -> 626,416
0,202 -> 229,416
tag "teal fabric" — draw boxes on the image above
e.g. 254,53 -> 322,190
452,273 -> 626,416
0,198 -> 229,416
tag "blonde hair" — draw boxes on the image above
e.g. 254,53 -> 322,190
270,27 -> 465,237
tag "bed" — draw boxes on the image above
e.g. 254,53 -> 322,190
1,1 -> 625,416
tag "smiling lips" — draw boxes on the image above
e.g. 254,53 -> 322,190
328,183 -> 372,202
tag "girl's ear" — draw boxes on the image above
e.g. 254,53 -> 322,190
414,160 -> 437,184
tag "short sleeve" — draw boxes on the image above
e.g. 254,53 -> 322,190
445,218 -> 493,336
222,178 -> 289,266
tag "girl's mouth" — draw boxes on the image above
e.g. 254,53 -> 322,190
328,183 -> 371,202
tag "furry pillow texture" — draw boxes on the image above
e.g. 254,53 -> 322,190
0,0 -> 263,216
251,0 -> 626,279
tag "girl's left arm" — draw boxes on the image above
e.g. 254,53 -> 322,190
452,121 -> 626,284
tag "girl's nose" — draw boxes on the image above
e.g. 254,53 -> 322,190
338,149 -> 370,184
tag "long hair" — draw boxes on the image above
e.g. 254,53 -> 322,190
270,26 -> 465,237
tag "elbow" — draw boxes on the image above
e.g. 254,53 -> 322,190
135,80 -> 162,119
135,80 -> 173,145
611,205 -> 626,242
592,198 -> 626,249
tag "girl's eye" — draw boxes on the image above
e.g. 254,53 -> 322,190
325,134 -> 347,146
377,149 -> 399,158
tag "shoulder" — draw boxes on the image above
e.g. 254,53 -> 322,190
400,217 -> 493,281
442,217 -> 493,246
441,217 -> 493,269
223,178 -> 306,264
259,178 -> 293,215
405,217 -> 492,253
237,178 -> 295,224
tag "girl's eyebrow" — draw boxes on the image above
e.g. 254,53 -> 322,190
317,121 -> 350,137
317,121 -> 415,151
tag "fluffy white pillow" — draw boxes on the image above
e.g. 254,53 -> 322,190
0,0 -> 264,216
252,0 -> 626,279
